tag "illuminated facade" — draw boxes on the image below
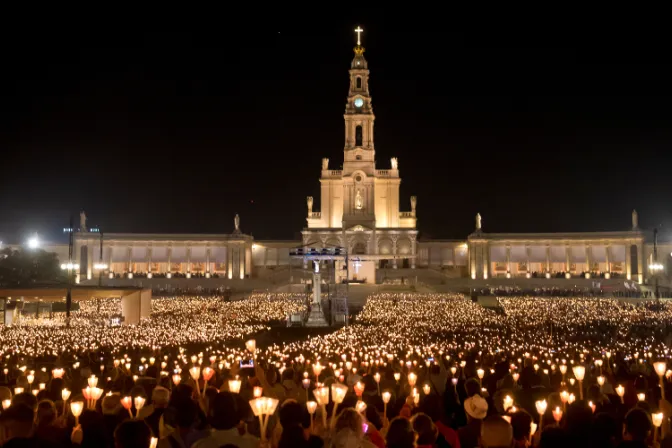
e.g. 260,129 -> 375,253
12,30 -> 669,289
302,33 -> 417,283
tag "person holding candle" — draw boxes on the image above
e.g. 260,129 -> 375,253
71,409 -> 108,447
270,400 -> 323,448
331,408 -> 376,448
618,408 -> 652,448
142,387 -> 171,439
364,406 -> 386,448
113,419 -> 153,448
33,399 -> 70,447
510,410 -> 533,448
459,394 -> 488,448
479,415 -> 513,448
0,403 -> 35,446
385,417 -> 416,448
192,392 -> 258,448
421,394 -> 461,448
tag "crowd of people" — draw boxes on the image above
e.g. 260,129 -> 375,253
1,292 -> 672,447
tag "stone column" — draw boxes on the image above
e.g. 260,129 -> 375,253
545,244 -> 551,273
312,272 -> 321,304
186,247 -> 192,276
506,245 -> 511,274
483,243 -> 489,279
166,246 -> 173,274
525,245 -> 531,277
239,244 -> 245,279
245,245 -> 252,277
626,243 -> 632,280
605,245 -> 611,274
586,245 -> 593,274
637,243 -> 644,284
107,245 -> 113,276
469,242 -> 475,279
302,236 -> 309,269
565,245 -> 571,273
206,247 -> 211,276
87,243 -> 94,280
147,246 -> 153,278
127,247 -> 133,278
392,237 -> 398,269
263,248 -> 268,267
410,235 -> 417,269
452,246 -> 457,267
227,245 -> 233,279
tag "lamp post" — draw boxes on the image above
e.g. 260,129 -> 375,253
62,216 -> 76,326
649,228 -> 663,298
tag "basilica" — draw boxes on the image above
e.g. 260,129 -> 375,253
27,30 -> 670,290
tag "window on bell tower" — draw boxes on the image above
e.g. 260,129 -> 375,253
356,77 -> 362,89
355,125 -> 363,147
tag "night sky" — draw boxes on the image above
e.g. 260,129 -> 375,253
2,17 -> 672,244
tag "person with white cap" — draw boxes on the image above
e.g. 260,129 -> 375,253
459,394 -> 489,448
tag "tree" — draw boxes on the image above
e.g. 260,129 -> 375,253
0,247 -> 65,287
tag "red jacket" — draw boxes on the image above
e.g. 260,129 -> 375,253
436,421 -> 461,448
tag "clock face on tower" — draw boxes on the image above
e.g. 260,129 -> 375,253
354,98 -> 364,108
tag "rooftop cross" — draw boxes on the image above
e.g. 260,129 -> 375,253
355,26 -> 363,46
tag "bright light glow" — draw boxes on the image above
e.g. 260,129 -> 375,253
655,361 -> 667,377
616,385 -> 625,397
94,263 -> 108,270
70,401 -> 84,417
354,97 -> 364,108
572,365 -> 585,381
653,412 -> 664,427
27,236 -> 39,249
650,262 -> 664,272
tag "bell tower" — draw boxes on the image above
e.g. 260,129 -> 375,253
343,26 -> 375,177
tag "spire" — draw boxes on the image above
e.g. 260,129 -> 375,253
352,26 -> 367,69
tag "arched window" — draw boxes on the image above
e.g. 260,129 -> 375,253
353,242 -> 367,255
355,125 -> 363,146
356,77 -> 362,89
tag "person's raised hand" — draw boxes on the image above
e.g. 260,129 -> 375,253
71,425 -> 83,444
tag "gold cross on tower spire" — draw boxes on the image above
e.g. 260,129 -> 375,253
355,26 -> 363,46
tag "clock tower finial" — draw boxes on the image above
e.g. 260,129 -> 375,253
343,27 -> 375,175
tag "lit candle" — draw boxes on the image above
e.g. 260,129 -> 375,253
503,395 -> 514,412
408,372 -> 417,387
616,385 -> 625,404
228,378 -> 242,394
70,401 -> 84,424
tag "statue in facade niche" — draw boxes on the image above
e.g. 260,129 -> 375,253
355,189 -> 364,210
322,158 -> 329,170
80,211 -> 87,231
391,157 -> 398,170
307,196 -> 314,213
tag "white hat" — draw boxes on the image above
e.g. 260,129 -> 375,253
464,395 -> 488,420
